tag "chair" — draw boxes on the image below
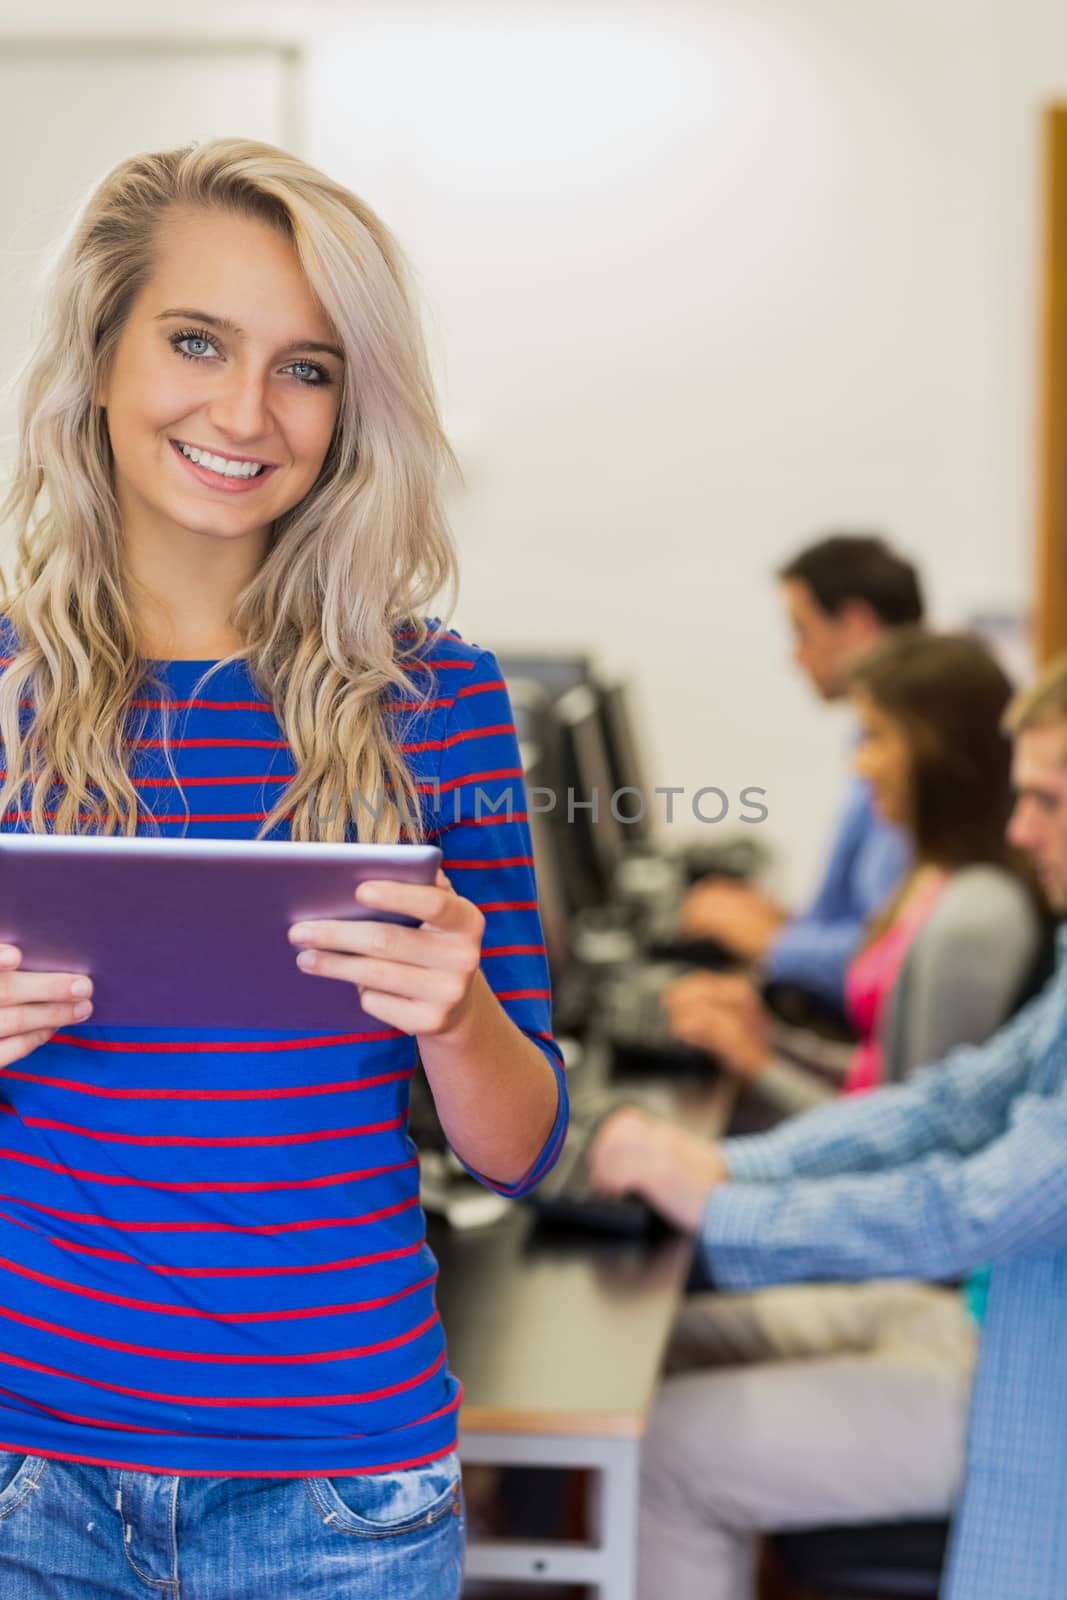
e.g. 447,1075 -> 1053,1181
771,1519 -> 949,1598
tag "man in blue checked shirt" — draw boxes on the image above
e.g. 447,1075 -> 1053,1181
591,654 -> 1067,1600
680,534 -> 920,1011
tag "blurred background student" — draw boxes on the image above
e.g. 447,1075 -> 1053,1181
679,534 -> 923,1012
664,629 -> 1047,1112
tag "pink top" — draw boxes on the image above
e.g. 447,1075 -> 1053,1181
842,871 -> 949,1095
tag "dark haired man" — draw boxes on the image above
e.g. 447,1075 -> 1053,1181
681,532 -> 923,1010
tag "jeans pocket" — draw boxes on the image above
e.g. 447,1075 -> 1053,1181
0,1452 -> 46,1521
304,1451 -> 462,1540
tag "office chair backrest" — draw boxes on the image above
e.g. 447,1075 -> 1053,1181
880,864 -> 1047,1084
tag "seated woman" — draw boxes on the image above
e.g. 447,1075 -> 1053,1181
661,628 -> 1045,1116
598,629 -> 1047,1600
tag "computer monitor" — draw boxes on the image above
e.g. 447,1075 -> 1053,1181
555,683 -> 627,909
520,740 -> 571,986
496,651 -> 593,702
507,677 -> 555,754
595,679 -> 652,845
508,679 -> 568,817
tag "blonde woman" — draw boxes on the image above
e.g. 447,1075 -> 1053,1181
0,139 -> 566,1598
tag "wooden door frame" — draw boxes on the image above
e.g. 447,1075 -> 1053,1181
1036,106 -> 1067,663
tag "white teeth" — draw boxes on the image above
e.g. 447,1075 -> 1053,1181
176,442 -> 265,479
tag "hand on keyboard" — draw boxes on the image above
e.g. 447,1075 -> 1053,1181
586,1106 -> 730,1233
661,972 -> 773,1077
527,1088 -> 677,1237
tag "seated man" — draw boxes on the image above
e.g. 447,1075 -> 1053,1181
682,532 -> 922,1010
589,652 -> 1067,1600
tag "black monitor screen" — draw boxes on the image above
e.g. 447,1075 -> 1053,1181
496,652 -> 592,702
520,742 -> 571,984
555,684 -> 626,908
507,678 -> 555,754
596,680 -> 652,843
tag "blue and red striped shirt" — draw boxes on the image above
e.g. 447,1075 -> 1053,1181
0,623 -> 567,1475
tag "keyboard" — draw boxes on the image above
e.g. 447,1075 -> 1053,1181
675,835 -> 769,885
643,932 -> 738,970
527,1086 -> 678,1238
762,980 -> 857,1040
599,963 -> 721,1076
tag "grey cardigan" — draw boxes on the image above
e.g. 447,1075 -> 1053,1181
757,865 -> 1043,1116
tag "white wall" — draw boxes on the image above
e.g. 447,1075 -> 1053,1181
0,38 -> 295,483
0,0 -> 1060,897
299,0 -> 1027,897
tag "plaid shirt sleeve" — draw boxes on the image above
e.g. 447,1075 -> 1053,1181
720,977 -> 1054,1184
764,776 -> 910,1005
705,975 -> 1067,1289
706,1084 -> 1067,1289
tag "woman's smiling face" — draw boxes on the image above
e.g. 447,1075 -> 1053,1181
96,205 -> 345,547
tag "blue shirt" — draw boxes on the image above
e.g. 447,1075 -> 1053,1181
0,624 -> 567,1477
764,772 -> 909,1007
704,926 -> 1067,1600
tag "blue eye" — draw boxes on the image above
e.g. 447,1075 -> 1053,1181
286,360 -> 331,387
169,329 -> 331,387
170,328 -> 219,362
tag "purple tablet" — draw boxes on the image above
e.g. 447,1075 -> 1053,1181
0,835 -> 443,1031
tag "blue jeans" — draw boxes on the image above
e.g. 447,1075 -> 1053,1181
0,1448 -> 465,1597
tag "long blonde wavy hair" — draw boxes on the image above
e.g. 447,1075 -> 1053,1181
0,137 -> 459,841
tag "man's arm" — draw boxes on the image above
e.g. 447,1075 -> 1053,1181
762,915 -> 866,1009
705,1081 -> 1067,1290
721,975 -> 1055,1184
763,777 -> 910,1006
590,961 -> 1065,1245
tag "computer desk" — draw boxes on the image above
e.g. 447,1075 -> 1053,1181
429,1068 -> 737,1599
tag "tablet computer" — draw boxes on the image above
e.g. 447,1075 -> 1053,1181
0,834 -> 442,1031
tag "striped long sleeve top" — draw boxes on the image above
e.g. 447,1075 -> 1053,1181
0,622 -> 567,1476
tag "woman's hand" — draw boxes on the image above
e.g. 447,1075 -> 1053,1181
587,1106 -> 730,1233
662,972 -> 773,1077
0,945 -> 94,1067
288,870 -> 485,1037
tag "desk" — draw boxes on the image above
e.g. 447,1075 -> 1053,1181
431,1071 -> 735,1599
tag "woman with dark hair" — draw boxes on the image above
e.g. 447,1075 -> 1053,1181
662,628 -> 1042,1105
0,138 -> 566,1597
